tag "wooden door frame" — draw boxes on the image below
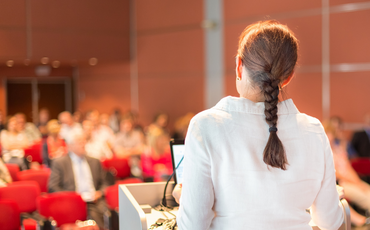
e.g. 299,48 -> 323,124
5,77 -> 72,123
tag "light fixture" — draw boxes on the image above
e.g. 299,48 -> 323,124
52,60 -> 60,68
89,57 -> 98,66
35,65 -> 51,77
6,60 -> 14,67
40,57 -> 49,64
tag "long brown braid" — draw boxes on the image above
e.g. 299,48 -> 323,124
237,20 -> 298,170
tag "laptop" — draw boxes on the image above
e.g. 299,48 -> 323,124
170,139 -> 185,185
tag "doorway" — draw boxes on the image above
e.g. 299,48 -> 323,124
6,78 -> 72,123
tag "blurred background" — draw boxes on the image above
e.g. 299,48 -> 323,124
1,1 -> 370,228
0,0 -> 369,130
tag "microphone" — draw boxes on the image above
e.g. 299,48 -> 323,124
161,156 -> 184,208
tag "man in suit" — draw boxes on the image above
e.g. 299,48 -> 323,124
49,132 -> 108,228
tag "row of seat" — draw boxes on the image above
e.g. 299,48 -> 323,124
0,181 -> 89,229
1,162 -> 142,230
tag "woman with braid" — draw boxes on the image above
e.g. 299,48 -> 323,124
174,21 -> 343,230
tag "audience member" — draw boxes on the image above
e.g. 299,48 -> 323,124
172,113 -> 194,140
147,112 -> 169,135
73,110 -> 83,124
37,108 -> 50,138
100,113 -> 109,127
83,120 -> 113,160
42,119 -> 67,168
324,119 -> 370,227
351,113 -> 370,157
86,110 -> 115,146
15,113 -> 41,144
58,111 -> 83,144
141,126 -> 172,182
113,116 -> 145,158
109,109 -> 122,133
48,133 -> 108,228
0,158 -> 12,187
0,116 -> 29,170
0,110 -> 5,131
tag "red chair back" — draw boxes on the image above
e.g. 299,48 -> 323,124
37,192 -> 87,226
0,181 -> 40,213
0,200 -> 20,230
101,157 -> 130,179
351,158 -> 370,175
17,169 -> 51,193
5,164 -> 20,181
105,178 -> 143,210
24,143 -> 43,164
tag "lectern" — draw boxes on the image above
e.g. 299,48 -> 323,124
119,182 -> 177,230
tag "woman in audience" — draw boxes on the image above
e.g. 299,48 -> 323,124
147,112 -> 169,135
82,119 -> 112,160
0,158 -> 12,187
113,116 -> 145,158
1,116 -> 29,170
141,126 -> 172,182
58,111 -> 83,144
42,119 -> 67,167
324,119 -> 370,226
15,113 -> 41,145
174,20 -> 343,229
86,110 -> 115,147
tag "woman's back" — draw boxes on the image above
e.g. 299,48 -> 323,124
177,20 -> 342,230
177,96 -> 343,230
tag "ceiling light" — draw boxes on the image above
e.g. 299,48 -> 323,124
41,57 -> 49,64
89,58 -> 98,66
6,60 -> 14,67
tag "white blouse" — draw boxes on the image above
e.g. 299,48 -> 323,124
177,96 -> 343,230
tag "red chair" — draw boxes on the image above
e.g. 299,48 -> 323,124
24,142 -> 43,164
104,178 -> 143,230
101,157 -> 131,179
5,163 -> 20,181
105,178 -> 143,211
0,181 -> 41,230
351,158 -> 370,176
0,200 -> 20,230
37,192 -> 87,227
17,169 -> 51,193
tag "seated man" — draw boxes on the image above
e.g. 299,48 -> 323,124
48,133 -> 108,228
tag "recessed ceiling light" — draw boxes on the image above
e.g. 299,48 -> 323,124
89,58 -> 98,66
41,57 -> 49,64
6,60 -> 14,67
52,60 -> 60,68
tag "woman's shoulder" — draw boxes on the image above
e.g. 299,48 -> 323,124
296,112 -> 325,133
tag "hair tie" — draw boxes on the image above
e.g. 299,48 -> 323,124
269,127 -> 278,133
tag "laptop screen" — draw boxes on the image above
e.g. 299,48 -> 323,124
170,139 -> 185,184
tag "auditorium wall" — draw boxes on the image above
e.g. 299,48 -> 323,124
1,0 -> 370,130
